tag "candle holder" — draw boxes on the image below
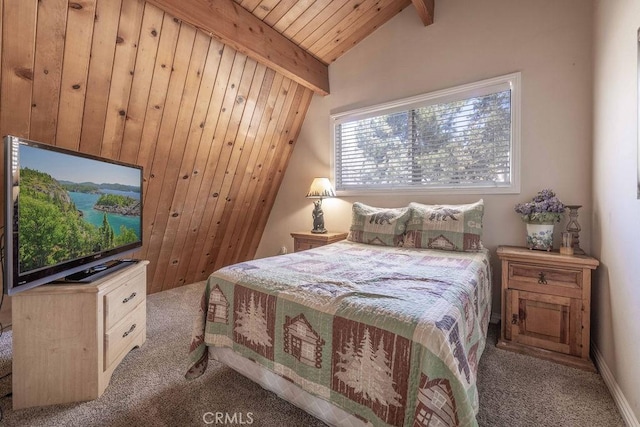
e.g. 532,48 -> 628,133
564,205 -> 584,255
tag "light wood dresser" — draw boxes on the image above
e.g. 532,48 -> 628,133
496,246 -> 598,371
290,231 -> 348,252
12,260 -> 148,409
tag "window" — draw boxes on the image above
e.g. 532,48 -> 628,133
331,73 -> 520,194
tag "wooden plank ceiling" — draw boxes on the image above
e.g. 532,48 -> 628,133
0,0 -> 433,294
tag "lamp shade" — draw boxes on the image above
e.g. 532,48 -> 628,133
305,178 -> 336,198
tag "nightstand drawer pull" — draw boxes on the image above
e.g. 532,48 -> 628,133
122,292 -> 137,304
122,324 -> 137,338
511,314 -> 518,324
537,272 -> 547,284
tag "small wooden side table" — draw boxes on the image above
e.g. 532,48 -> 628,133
496,245 -> 599,371
290,231 -> 348,252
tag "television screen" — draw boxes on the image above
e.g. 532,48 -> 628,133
3,135 -> 143,295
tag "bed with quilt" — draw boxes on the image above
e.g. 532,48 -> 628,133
186,201 -> 491,426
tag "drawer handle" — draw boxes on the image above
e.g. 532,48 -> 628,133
122,292 -> 137,304
122,324 -> 137,338
537,272 -> 547,284
511,314 -> 518,324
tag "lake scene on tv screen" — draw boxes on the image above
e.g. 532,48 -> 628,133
18,144 -> 141,274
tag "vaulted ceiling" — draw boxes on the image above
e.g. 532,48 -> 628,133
0,0 -> 434,293
147,0 -> 435,95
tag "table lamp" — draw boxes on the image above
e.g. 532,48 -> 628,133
305,178 -> 335,234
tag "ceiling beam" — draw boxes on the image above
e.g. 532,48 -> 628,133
411,0 -> 434,26
145,0 -> 330,95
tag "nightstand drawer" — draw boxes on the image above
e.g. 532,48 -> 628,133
104,271 -> 146,330
294,240 -> 319,251
291,231 -> 348,252
104,301 -> 146,369
507,262 -> 582,298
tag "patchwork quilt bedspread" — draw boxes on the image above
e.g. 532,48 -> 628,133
186,241 -> 492,426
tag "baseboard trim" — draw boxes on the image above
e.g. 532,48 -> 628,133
591,341 -> 640,427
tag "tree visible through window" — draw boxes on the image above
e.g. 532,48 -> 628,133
332,73 -> 520,194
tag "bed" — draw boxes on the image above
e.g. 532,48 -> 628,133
186,201 -> 491,426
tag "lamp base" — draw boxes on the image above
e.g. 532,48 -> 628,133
311,199 -> 327,235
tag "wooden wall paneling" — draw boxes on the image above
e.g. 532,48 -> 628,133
138,22 -> 196,288
233,79 -> 296,264
295,0 -> 361,55
77,0 -> 122,155
210,65 -> 273,271
159,60 -> 267,289
158,40 -> 226,288
100,0 -> 146,160
150,48 -> 247,290
237,0 -> 262,12
176,51 -> 248,286
143,30 -> 210,289
219,68 -> 278,268
270,0 -> 317,30
0,0 -> 36,139
262,0 -> 305,27
169,69 -> 276,286
306,0 -> 382,58
228,72 -> 287,264
135,13 -> 180,184
246,84 -> 312,258
251,0 -> 281,20
320,0 -> 412,63
119,3 -> 165,165
163,46 -> 238,288
55,0 -> 97,150
281,1 -> 328,40
150,50 -> 248,292
192,62 -> 267,278
183,54 -> 256,285
197,75 -> 291,278
29,0 -> 68,144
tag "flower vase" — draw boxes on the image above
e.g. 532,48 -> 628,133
525,222 -> 555,251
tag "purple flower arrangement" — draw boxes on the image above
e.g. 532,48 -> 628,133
514,189 -> 565,223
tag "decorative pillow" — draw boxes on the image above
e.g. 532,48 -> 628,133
404,200 -> 484,251
347,202 -> 411,246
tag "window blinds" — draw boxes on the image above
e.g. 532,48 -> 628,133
334,88 -> 513,192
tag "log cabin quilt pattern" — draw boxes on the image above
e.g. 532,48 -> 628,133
186,241 -> 491,426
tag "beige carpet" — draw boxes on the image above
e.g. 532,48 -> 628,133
0,281 -> 626,426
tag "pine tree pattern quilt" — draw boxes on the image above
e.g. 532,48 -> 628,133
186,241 -> 492,426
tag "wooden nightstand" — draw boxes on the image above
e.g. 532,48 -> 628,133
290,231 -> 348,252
496,246 -> 599,371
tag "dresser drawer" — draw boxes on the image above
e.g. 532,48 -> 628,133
104,301 -> 146,369
507,262 -> 582,298
104,271 -> 146,330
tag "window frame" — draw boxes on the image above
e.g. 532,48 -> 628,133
330,72 -> 521,196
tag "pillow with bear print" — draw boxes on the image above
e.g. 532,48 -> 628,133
404,200 -> 484,251
347,202 -> 411,246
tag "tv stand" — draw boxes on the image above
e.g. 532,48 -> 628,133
12,260 -> 149,409
63,259 -> 138,283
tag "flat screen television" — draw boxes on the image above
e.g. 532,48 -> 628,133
3,135 -> 143,295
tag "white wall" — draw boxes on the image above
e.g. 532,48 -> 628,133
593,0 -> 640,422
257,0 -> 593,317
